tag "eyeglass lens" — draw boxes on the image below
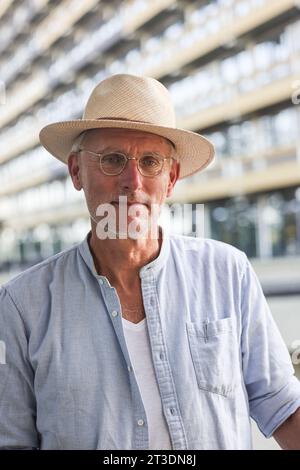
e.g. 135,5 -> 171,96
100,153 -> 165,176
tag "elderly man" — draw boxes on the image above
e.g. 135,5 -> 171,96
0,74 -> 300,450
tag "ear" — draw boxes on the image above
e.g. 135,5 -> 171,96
68,153 -> 82,191
166,160 -> 180,198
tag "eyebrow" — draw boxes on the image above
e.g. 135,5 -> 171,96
93,146 -> 121,154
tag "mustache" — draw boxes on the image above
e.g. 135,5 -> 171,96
108,192 -> 152,207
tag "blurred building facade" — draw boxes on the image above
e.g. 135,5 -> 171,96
0,0 -> 300,277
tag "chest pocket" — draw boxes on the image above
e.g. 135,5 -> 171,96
186,317 -> 240,397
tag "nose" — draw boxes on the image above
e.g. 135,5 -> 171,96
118,158 -> 143,192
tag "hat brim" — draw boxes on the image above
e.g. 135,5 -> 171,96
39,119 -> 214,179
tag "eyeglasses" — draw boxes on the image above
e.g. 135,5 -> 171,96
78,148 -> 173,177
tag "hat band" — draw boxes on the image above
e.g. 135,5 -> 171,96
90,116 -> 151,124
83,116 -> 176,149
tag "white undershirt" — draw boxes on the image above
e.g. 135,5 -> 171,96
122,317 -> 172,450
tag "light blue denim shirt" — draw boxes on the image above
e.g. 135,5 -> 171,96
0,231 -> 300,450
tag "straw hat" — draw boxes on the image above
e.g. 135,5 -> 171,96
39,74 -> 214,179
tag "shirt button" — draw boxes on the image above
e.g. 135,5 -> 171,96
128,365 -> 133,372
170,408 -> 175,415
137,419 -> 144,426
99,279 -> 104,285
159,353 -> 164,360
111,310 -> 118,317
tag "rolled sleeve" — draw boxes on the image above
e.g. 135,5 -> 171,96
0,287 -> 39,449
240,256 -> 300,438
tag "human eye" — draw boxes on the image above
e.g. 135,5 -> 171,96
102,153 -> 125,166
140,154 -> 162,168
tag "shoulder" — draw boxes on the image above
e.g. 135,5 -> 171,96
0,243 -> 81,307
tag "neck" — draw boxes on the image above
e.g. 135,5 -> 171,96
88,224 -> 161,289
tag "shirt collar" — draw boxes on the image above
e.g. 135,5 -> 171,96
78,231 -> 100,279
78,227 -> 170,280
139,226 -> 170,278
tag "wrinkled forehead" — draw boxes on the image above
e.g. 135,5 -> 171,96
80,128 -> 175,153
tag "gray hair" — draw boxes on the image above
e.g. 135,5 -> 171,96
71,130 -> 89,153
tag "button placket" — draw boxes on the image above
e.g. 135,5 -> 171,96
141,272 -> 188,450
